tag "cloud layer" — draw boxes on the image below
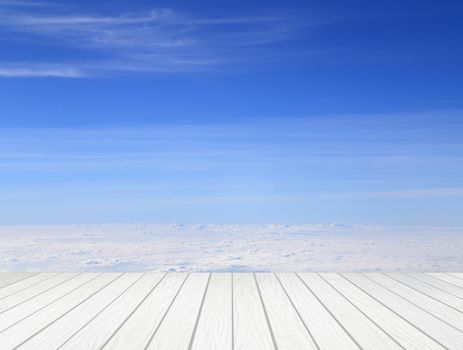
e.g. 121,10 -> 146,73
1,224 -> 462,272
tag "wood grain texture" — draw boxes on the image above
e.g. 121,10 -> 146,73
298,273 -> 402,350
428,273 -> 463,289
365,273 -> 463,330
0,273 -> 14,283
409,273 -> 463,299
0,273 -> 58,300
0,273 -> 37,289
103,273 -> 188,349
0,272 -> 460,350
146,273 -> 210,350
58,273 -> 165,350
0,273 -> 84,332
277,273 -> 359,350
344,273 -> 463,349
447,273 -> 463,280
18,273 -> 146,350
190,273 -> 233,350
233,273 -> 275,350
0,273 -> 119,349
255,273 -> 318,350
320,273 -> 444,350
385,273 -> 463,311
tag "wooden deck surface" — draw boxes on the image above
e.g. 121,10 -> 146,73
0,272 -> 462,349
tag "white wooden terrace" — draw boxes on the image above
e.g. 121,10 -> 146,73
0,272 -> 462,349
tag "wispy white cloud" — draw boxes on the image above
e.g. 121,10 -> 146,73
0,3 -> 312,77
0,0 -> 49,6
0,111 -> 462,174
0,113 -> 462,224
2,9 -> 170,27
0,66 -> 84,78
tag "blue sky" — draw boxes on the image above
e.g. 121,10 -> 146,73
0,0 -> 462,224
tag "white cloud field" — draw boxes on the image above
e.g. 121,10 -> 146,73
1,224 -> 462,272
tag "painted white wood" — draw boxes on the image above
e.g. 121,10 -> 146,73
276,273 -> 358,350
20,273 -> 147,349
255,273 -> 318,350
0,273 -> 15,283
147,273 -> 210,350
386,273 -> 463,311
320,273 -> 444,350
18,273 -> 145,350
233,273 -> 275,350
0,273 -> 37,289
0,273 -> 120,349
103,273 -> 188,349
344,273 -> 463,349
298,273 -> 401,350
428,273 -> 463,289
0,273 -> 57,300
365,273 -> 463,329
0,274 -> 93,333
448,273 -> 463,280
409,273 -> 463,299
190,273 -> 232,350
0,273 -> 80,315
0,272 -> 460,349
55,273 -> 165,350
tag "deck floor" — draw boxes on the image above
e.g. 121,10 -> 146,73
0,272 -> 462,349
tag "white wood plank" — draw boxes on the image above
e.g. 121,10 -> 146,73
386,273 -> 463,311
19,273 -> 148,350
190,273 -> 232,350
0,273 -> 120,349
344,273 -> 463,349
0,273 -> 37,289
428,273 -> 463,288
365,273 -> 463,330
0,273 -> 57,300
0,273 -> 15,283
409,273 -> 463,299
447,273 -> 463,280
0,274 -> 92,332
233,273 -> 275,350
0,272 -> 459,349
320,273 -> 444,350
276,273 -> 358,350
255,273 -> 318,350
0,273 -> 80,315
147,273 -> 210,350
103,273 -> 188,349
298,273 -> 401,349
55,273 -> 165,350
